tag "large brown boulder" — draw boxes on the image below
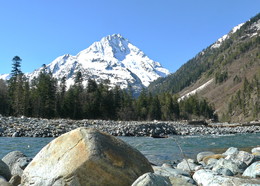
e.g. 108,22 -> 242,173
21,128 -> 153,186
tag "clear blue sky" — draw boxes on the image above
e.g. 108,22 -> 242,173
0,0 -> 259,74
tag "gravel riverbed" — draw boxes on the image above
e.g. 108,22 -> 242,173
1,116 -> 260,137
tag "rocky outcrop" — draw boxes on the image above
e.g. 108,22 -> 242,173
21,128 -> 153,186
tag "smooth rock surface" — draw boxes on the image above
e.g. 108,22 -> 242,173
152,166 -> 196,185
2,151 -> 30,176
0,160 -> 11,181
131,172 -> 171,186
223,147 -> 239,156
21,128 -> 153,186
193,169 -> 260,186
252,147 -> 260,154
212,158 -> 246,175
177,159 -> 198,172
0,176 -> 12,186
242,161 -> 260,178
197,151 -> 215,162
9,175 -> 21,186
226,150 -> 254,166
202,154 -> 225,164
215,168 -> 234,176
153,166 -> 190,178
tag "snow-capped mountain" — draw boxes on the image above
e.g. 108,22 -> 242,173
211,17 -> 260,49
0,73 -> 11,80
1,34 -> 170,93
211,23 -> 245,49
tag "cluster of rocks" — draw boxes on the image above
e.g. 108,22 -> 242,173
133,146 -> 260,185
1,116 -> 260,137
0,128 -> 153,185
0,128 -> 260,185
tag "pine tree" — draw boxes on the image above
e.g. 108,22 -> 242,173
57,76 -> 67,117
72,71 -> 84,119
136,89 -> 148,120
11,56 -> 22,77
0,80 -> 9,115
31,66 -> 57,118
148,95 -> 161,120
8,56 -> 25,116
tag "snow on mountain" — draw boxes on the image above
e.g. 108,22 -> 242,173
211,18 -> 260,49
178,79 -> 214,101
0,73 -> 11,80
25,34 -> 170,93
211,23 -> 245,49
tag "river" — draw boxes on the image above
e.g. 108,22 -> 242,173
1,133 -> 260,165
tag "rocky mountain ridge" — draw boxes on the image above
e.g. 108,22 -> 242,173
148,13 -> 260,122
0,34 -> 170,94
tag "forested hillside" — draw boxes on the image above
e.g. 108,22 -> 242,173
148,13 -> 260,122
0,56 -> 214,121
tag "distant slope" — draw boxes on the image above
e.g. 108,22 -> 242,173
148,13 -> 260,122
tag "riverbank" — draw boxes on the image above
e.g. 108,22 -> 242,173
0,116 -> 260,137
0,128 -> 259,185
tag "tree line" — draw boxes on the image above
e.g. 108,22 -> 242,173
226,75 -> 260,122
0,56 -> 216,121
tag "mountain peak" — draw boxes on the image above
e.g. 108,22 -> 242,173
9,34 -> 170,95
102,33 -> 126,41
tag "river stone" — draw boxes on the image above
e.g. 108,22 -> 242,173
253,152 -> 260,162
153,166 -> 190,177
2,151 -> 31,177
197,151 -> 215,162
177,159 -> 198,172
2,151 -> 26,168
202,154 -> 225,164
168,177 -> 196,186
21,127 -> 153,186
223,147 -> 239,156
252,147 -> 260,154
0,160 -> 11,181
225,150 -> 254,166
242,161 -> 260,178
215,168 -> 234,176
212,158 -> 246,175
204,159 -> 218,170
153,166 -> 196,185
131,172 -> 171,186
193,169 -> 260,186
12,132 -> 19,137
9,175 -> 21,186
0,176 -> 12,186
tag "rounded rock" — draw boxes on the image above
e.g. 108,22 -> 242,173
197,151 -> 215,162
131,172 -> 171,186
21,128 -> 153,186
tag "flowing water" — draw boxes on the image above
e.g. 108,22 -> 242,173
1,133 -> 260,165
